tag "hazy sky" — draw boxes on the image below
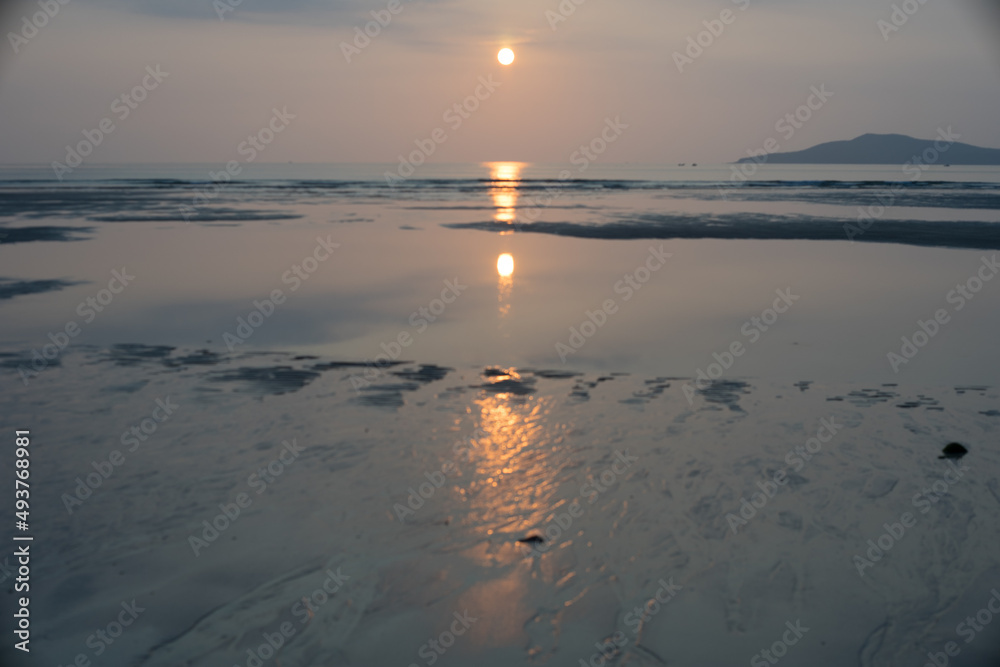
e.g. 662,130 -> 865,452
1,0 -> 998,165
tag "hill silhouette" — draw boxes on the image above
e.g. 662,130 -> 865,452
735,132 -> 1000,165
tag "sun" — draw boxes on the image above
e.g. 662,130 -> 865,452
497,253 -> 514,277
498,48 -> 515,66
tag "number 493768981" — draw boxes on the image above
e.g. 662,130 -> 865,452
15,431 -> 30,528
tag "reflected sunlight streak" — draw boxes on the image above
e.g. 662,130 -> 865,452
496,253 -> 514,318
462,379 -> 559,544
485,161 -> 526,227
497,253 -> 514,277
486,162 -> 523,316
498,274 -> 512,318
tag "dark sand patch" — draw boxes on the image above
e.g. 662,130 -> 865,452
0,226 -> 93,244
390,364 -> 452,384
621,378 -> 672,405
165,350 -> 227,367
530,369 -> 584,380
91,210 -> 303,222
697,380 -> 751,411
313,360 -> 410,371
101,344 -> 176,366
356,382 -> 423,408
0,278 -> 82,300
208,366 -> 321,395
444,214 -> 1000,251
477,377 -> 536,396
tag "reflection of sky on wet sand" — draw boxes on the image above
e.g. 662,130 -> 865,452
7,165 -> 1000,666
2,162 -> 1000,385
11,333 -> 1000,665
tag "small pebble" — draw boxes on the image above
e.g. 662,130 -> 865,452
939,442 -> 968,460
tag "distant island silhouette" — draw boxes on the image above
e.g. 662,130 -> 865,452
735,132 -> 1000,165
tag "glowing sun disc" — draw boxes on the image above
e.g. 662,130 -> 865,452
497,253 -> 514,277
498,48 -> 515,66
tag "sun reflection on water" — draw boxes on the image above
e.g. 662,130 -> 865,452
485,162 -> 524,317
458,369 -> 562,544
497,253 -> 513,318
485,161 -> 525,227
431,370 -> 578,647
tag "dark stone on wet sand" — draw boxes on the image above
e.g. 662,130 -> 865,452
939,442 -> 968,460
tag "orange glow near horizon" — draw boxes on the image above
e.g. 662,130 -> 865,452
490,162 -> 522,181
486,161 -> 525,226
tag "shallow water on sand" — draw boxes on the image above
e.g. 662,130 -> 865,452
2,349 -> 999,666
2,165 -> 1000,386
2,163 -> 1000,666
